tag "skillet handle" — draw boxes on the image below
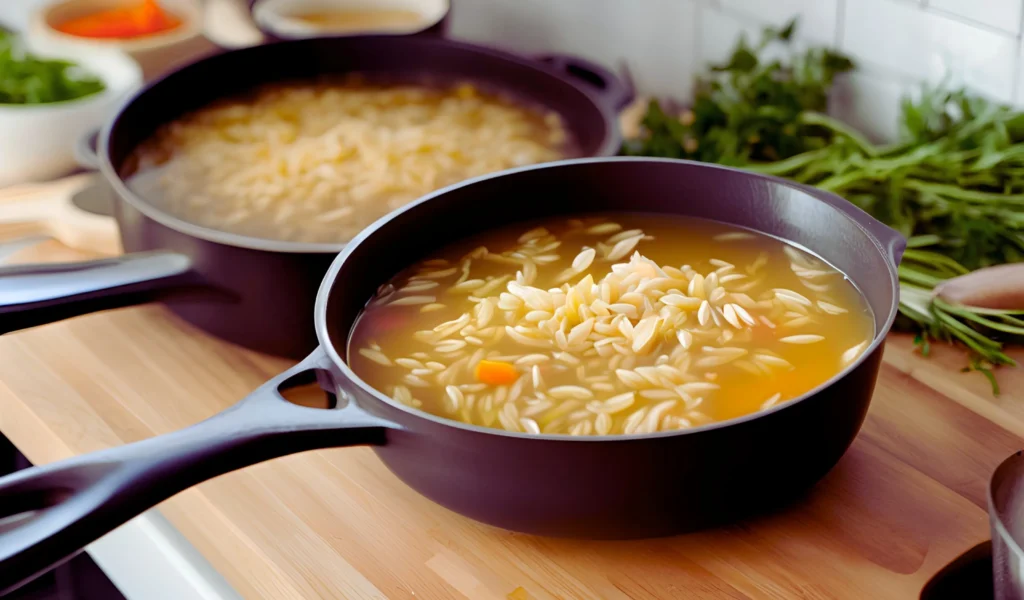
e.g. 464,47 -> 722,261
535,53 -> 635,110
0,348 -> 396,595
785,180 -> 906,267
0,251 -> 208,335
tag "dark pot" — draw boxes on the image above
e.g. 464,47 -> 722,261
990,451 -> 1024,599
0,158 -> 904,594
0,36 -> 631,358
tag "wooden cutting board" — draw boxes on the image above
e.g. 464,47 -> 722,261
1,241 -> 1022,599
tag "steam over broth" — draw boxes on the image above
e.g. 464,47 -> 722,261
348,214 -> 874,436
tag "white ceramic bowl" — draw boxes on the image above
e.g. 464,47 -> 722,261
0,46 -> 142,187
252,0 -> 449,40
28,0 -> 206,80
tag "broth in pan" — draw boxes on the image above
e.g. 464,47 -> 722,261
348,214 -> 874,436
123,77 -> 571,244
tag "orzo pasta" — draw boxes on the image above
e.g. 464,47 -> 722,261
348,214 -> 874,436
123,78 -> 571,243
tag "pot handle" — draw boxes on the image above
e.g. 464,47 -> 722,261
0,347 -> 397,595
74,130 -> 101,171
535,53 -> 635,110
786,181 -> 906,267
0,251 -> 206,335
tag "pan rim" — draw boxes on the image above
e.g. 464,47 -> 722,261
98,35 -> 621,255
990,451 -> 1024,566
315,156 -> 902,442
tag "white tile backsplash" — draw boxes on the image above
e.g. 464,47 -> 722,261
697,4 -> 815,68
698,6 -> 766,67
831,71 -> 913,142
928,0 -> 1023,35
843,0 -> 1018,102
450,0 -> 1024,141
5,0 -> 1024,144
449,0 -> 700,100
595,0 -> 699,101
717,0 -> 839,44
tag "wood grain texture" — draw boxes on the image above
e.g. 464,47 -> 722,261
1,243 -> 1023,599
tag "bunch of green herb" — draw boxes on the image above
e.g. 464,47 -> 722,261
896,241 -> 1024,394
623,19 -> 1024,390
748,89 -> 1024,381
623,19 -> 855,164
0,30 -> 105,104
757,89 -> 1024,268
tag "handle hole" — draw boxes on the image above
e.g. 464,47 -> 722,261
0,510 -> 44,534
0,487 -> 73,534
70,177 -> 116,217
565,64 -> 607,90
277,371 -> 336,410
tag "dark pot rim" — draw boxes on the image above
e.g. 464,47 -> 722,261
96,36 -> 622,256
316,156 -> 903,443
990,450 -> 1024,563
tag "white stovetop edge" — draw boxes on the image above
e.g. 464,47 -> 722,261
87,510 -> 241,600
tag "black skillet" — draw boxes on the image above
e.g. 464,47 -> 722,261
0,35 -> 631,358
0,158 -> 903,593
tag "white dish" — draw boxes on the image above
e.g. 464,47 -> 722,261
0,45 -> 141,188
252,0 -> 448,40
28,0 -> 205,80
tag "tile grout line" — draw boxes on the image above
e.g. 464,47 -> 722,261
835,0 -> 846,48
706,0 -> 848,48
921,3 -> 1021,38
705,2 -> 764,30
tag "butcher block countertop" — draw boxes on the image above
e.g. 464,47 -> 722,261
2,239 -> 1024,599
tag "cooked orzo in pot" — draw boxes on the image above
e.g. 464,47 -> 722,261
122,77 -> 571,243
348,214 -> 874,436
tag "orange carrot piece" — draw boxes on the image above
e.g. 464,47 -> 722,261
55,0 -> 180,39
475,360 -> 518,386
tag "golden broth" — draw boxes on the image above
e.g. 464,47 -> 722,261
348,214 -> 874,436
292,9 -> 425,33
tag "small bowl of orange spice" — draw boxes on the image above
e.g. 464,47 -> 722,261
29,0 -> 209,80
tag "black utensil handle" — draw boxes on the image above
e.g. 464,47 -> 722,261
74,129 -> 101,170
0,251 -> 205,335
535,53 -> 635,110
0,348 -> 397,595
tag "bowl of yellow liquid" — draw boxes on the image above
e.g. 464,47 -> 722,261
252,0 -> 450,40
